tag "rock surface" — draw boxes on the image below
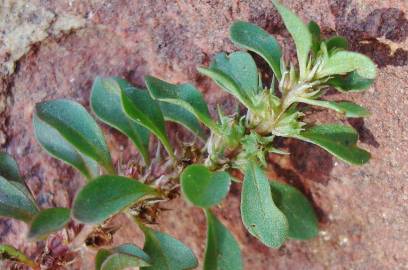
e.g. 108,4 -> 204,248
1,0 -> 408,269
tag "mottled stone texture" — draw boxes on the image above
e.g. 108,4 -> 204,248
1,0 -> 408,269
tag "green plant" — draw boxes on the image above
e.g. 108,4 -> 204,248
0,1 -> 376,269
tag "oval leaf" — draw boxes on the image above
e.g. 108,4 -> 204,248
0,244 -> 37,268
96,244 -> 150,270
325,36 -> 348,52
296,124 -> 370,165
91,77 -> 151,165
145,75 -> 218,133
0,152 -> 22,183
142,226 -> 198,270
0,176 -> 38,222
204,209 -> 243,270
120,84 -> 173,157
317,51 -> 377,79
297,98 -> 369,118
241,161 -> 288,248
230,21 -> 282,78
210,52 -> 259,97
73,175 -> 158,224
35,99 -> 114,174
269,181 -> 318,239
328,71 -> 374,92
28,207 -> 70,240
272,0 -> 312,78
33,114 -> 99,180
181,164 -> 231,208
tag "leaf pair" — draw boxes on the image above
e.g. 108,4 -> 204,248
180,165 -> 243,269
296,124 -> 370,165
241,161 -> 318,247
0,153 -> 70,240
33,100 -> 113,179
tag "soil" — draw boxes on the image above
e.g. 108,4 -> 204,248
0,0 -> 407,269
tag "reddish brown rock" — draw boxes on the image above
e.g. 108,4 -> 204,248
0,0 -> 407,269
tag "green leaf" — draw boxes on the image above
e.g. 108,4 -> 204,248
145,75 -> 218,133
230,21 -> 282,78
34,99 -> 114,174
142,226 -> 198,270
308,21 -> 321,55
210,52 -> 259,97
159,102 -> 206,139
325,36 -> 348,52
0,152 -> 22,183
28,207 -> 70,240
317,51 -> 377,79
297,98 -> 369,118
269,181 -> 318,240
296,124 -> 370,165
33,114 -> 99,180
241,161 -> 288,248
120,83 -> 174,157
96,244 -> 151,270
0,244 -> 37,268
96,249 -> 112,270
272,0 -> 312,78
197,67 -> 255,110
180,164 -> 231,208
91,77 -> 151,165
72,175 -> 158,224
0,176 -> 38,222
328,71 -> 374,92
203,209 -> 243,270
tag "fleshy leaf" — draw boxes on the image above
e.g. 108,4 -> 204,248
0,176 -> 38,222
0,152 -> 22,183
96,244 -> 151,270
91,77 -> 151,165
34,99 -> 114,174
230,21 -> 282,78
308,21 -> 321,55
317,51 -> 377,79
120,84 -> 174,157
159,102 -> 206,139
325,36 -> 348,52
328,71 -> 374,92
210,52 -> 259,97
203,209 -> 243,270
272,0 -> 312,78
296,124 -> 370,165
197,67 -> 255,110
180,164 -> 231,208
72,175 -> 158,224
145,75 -> 219,133
141,226 -> 198,270
0,244 -> 37,268
33,114 -> 99,180
269,181 -> 318,239
28,207 -> 70,240
297,98 -> 369,118
241,161 -> 288,248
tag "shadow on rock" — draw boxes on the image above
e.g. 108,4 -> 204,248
329,1 -> 408,67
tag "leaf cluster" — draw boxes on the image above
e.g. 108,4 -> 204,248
0,1 -> 376,269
